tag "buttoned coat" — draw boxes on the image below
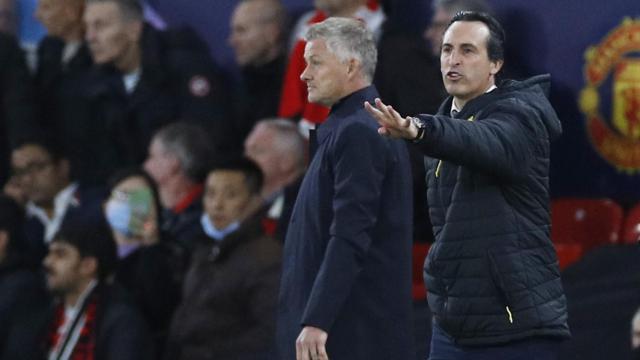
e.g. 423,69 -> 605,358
276,86 -> 414,359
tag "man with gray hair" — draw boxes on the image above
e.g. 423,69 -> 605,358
244,118 -> 306,241
276,17 -> 413,360
144,122 -> 214,250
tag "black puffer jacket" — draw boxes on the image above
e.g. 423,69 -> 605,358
415,74 -> 570,345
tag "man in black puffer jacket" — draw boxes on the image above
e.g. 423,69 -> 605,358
366,10 -> 570,359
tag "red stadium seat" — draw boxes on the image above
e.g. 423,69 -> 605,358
412,243 -> 430,301
551,198 -> 623,252
553,242 -> 584,270
622,203 -> 640,244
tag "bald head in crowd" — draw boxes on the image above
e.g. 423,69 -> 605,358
244,118 -> 306,198
229,0 -> 287,67
424,0 -> 491,56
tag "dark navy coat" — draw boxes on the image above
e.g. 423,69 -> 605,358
276,86 -> 414,359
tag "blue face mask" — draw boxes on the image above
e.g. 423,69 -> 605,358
105,188 -> 153,238
200,213 -> 240,241
105,198 -> 134,237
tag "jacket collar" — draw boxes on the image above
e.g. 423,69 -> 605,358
317,85 -> 379,144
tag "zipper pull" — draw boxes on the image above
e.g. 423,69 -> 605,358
506,306 -> 513,324
435,160 -> 443,178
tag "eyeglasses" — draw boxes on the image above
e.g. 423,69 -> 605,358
11,160 -> 53,178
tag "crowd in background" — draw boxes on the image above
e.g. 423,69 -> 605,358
0,0 -> 638,359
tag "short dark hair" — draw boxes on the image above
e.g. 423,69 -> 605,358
52,223 -> 118,281
86,0 -> 143,22
16,140 -> 67,163
447,11 -> 505,63
154,122 -> 216,183
210,157 -> 264,195
0,195 -> 26,257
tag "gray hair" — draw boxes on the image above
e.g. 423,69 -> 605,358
154,122 -> 215,182
305,17 -> 377,82
256,118 -> 306,171
433,0 -> 491,15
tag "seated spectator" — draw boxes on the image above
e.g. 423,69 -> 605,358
229,0 -> 288,143
244,118 -> 306,241
10,141 -> 105,264
0,195 -> 50,360
63,0 -> 232,183
0,32 -> 38,186
166,158 -> 282,360
143,122 -> 215,252
34,0 -> 96,182
42,223 -> 154,359
105,168 -> 184,355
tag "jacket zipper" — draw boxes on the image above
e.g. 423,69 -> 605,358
506,306 -> 514,324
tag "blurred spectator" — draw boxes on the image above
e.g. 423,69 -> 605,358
229,0 -> 288,146
244,118 -> 305,241
0,0 -> 15,34
143,122 -> 214,251
42,224 -> 154,359
34,0 -> 95,184
11,142 -> 105,264
0,195 -> 50,360
423,0 -> 491,57
106,168 -> 184,356
56,0 -> 231,184
166,158 -> 281,360
633,307 -> 640,359
278,0 -> 384,136
0,32 -> 38,186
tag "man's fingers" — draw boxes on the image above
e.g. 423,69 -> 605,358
296,335 -> 308,360
317,343 -> 329,360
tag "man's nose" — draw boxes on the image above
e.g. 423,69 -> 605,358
300,66 -> 311,82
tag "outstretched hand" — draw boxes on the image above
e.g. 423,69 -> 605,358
364,98 -> 418,140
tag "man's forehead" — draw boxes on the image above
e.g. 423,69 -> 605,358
304,39 -> 327,56
443,20 -> 490,46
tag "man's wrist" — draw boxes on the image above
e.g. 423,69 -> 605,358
410,117 -> 426,142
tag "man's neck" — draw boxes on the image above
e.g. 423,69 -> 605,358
249,47 -> 282,68
63,278 -> 95,308
262,169 -> 302,199
115,45 -> 142,74
60,25 -> 84,44
37,181 -> 73,218
453,82 -> 497,111
159,176 -> 198,210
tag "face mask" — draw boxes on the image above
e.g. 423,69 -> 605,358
105,188 -> 153,238
200,213 -> 239,241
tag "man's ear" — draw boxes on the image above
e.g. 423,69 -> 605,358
490,59 -> 504,76
346,58 -> 360,79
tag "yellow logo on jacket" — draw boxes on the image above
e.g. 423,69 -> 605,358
579,18 -> 640,172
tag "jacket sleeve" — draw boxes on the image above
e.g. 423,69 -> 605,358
415,100 -> 544,181
301,121 -> 388,332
